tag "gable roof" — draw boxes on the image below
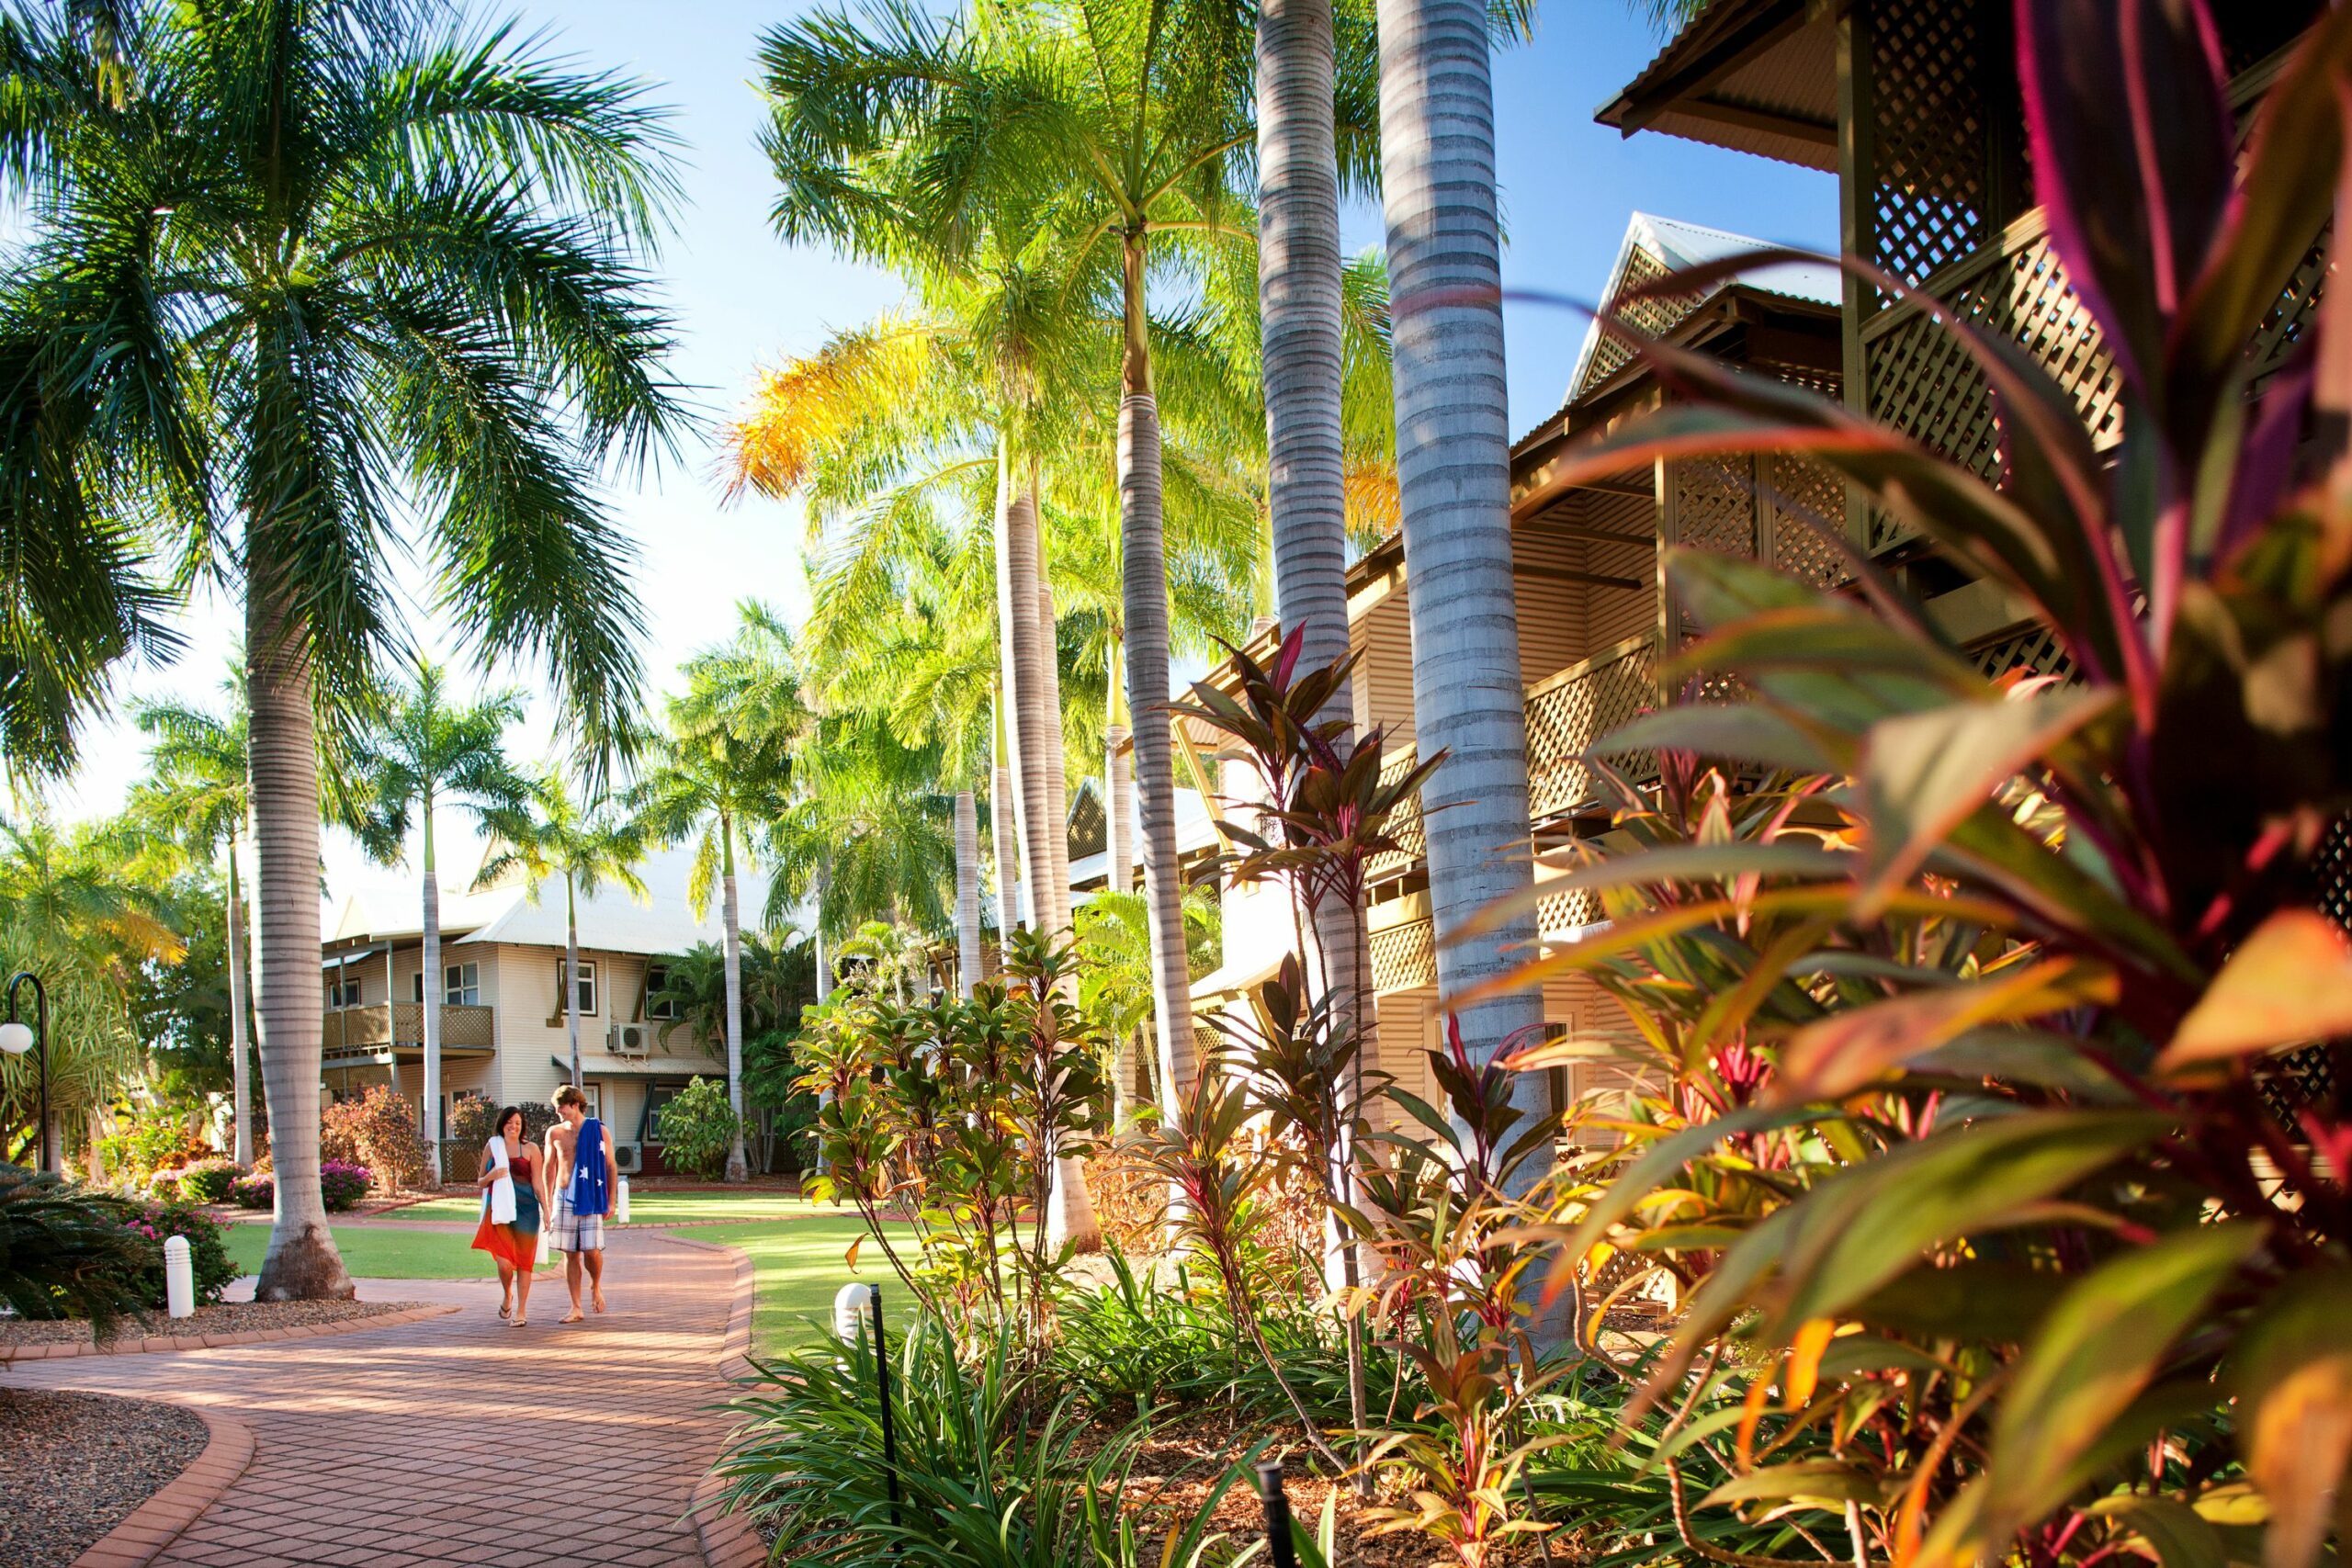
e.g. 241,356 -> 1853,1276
326,844 -> 778,959
1564,211 -> 1840,404
1594,0 -> 1837,171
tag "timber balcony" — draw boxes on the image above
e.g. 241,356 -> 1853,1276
322,1002 -> 496,1054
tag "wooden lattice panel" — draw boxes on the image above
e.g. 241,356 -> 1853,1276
1579,245 -> 1707,397
1369,917 -> 1435,994
1764,454 -> 1849,590
1867,0 -> 2005,293
1672,456 -> 1758,561
2258,815 -> 2345,1123
1367,749 -> 1428,884
1969,622 -> 2078,687
1526,637 -> 1660,820
1537,883 -> 1603,934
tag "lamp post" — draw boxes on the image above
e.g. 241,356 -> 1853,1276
0,970 -> 50,1174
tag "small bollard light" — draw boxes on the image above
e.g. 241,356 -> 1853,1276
163,1235 -> 196,1319
616,1174 -> 631,1224
832,1280 -> 876,1343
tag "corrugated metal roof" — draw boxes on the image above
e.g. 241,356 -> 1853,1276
1596,0 -> 1837,172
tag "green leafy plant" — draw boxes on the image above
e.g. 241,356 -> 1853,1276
177,1157 -> 243,1204
121,1199 -> 235,1306
320,1086 -> 429,1191
0,1165 -> 152,1336
1496,6 -> 2352,1565
655,1077 -> 747,1180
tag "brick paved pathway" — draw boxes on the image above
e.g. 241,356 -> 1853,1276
6,1230 -> 747,1568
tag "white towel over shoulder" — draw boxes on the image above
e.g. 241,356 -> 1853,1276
486,1138 -> 517,1224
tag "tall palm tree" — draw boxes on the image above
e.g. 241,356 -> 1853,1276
345,660 -> 526,1182
476,773 -> 650,1091
633,640 -> 801,1183
1374,0 -> 1546,1157
0,3 -> 679,1298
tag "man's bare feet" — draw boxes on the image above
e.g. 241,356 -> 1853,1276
592,1287 -> 606,1314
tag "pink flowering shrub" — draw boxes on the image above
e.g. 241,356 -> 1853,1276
318,1160 -> 370,1212
230,1171 -> 272,1210
121,1200 -> 235,1305
178,1158 -> 243,1204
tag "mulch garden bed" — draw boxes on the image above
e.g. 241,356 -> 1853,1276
0,1387 -> 208,1568
0,1296 -> 424,1352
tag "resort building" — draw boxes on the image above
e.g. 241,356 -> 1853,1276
318,845 -> 766,1176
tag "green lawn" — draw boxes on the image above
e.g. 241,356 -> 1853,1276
691,1216 -> 914,1357
396,1189 -> 822,1227
222,1223 -> 557,1280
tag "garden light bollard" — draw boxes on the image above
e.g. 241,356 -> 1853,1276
0,970 -> 50,1174
616,1173 -> 630,1224
1257,1459 -> 1298,1568
831,1280 -> 876,1342
164,1235 -> 196,1318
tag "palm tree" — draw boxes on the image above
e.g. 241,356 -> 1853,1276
476,773 -> 650,1091
1373,0 -> 1547,1154
634,639 -> 801,1183
0,4 -> 678,1298
345,660 -> 526,1182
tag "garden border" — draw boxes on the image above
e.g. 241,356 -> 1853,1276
661,1232 -> 765,1568
0,1303 -> 460,1362
65,1404 -> 254,1568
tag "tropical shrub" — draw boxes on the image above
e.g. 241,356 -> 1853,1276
177,1157 -> 243,1204
230,1172 -> 273,1209
1505,6 -> 2352,1565
798,928 -> 1103,1348
714,1309 -> 1265,1568
98,1117 -> 211,1184
120,1200 -> 236,1307
0,1165 -> 151,1335
318,1160 -> 370,1213
653,1076 -> 742,1179
145,1168 -> 186,1202
320,1086 -> 429,1191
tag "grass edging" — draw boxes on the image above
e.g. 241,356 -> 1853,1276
657,1231 -> 767,1568
0,1303 -> 460,1362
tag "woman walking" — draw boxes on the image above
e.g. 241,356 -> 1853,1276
471,1106 -> 548,1325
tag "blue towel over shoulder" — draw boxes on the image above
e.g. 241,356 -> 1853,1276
571,1116 -> 610,1213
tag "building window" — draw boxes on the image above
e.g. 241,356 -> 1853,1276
641,1081 -> 682,1144
644,962 -> 678,1021
412,972 -> 424,1003
556,958 -> 597,1017
326,976 -> 363,1010
445,963 -> 481,1006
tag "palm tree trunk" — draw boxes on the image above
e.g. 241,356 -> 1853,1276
954,788 -> 981,997
565,876 -> 583,1089
1117,229 -> 1202,1113
994,701 -> 1026,930
1374,0 -> 1547,1184
720,819 -> 750,1183
1104,641 -> 1131,896
248,582 -> 354,1302
993,455 -> 1037,933
420,793 -> 444,1186
1260,0 -> 1375,1438
1035,562 -> 1073,933
1002,461 -> 1069,943
225,840 -> 254,1168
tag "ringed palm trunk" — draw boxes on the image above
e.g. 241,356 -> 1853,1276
248,581 -> 354,1302
1004,473 -> 1068,942
1034,566 -> 1073,933
1116,229 -> 1202,1114
993,456 -> 1037,932
420,793 -> 444,1185
1261,0 -> 1374,1440
720,819 -> 750,1183
565,877 -> 583,1089
994,703 -> 1025,931
225,840 -> 254,1168
954,788 -> 981,997
1374,0 -> 1548,1184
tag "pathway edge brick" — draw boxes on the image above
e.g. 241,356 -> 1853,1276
67,1404 -> 254,1568
670,1237 -> 766,1568
0,1303 -> 460,1362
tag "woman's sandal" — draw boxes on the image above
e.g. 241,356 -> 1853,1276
498,1300 -> 512,1320
510,1314 -> 528,1327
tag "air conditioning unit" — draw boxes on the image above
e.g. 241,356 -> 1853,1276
609,1022 -> 650,1055
613,1143 -> 642,1175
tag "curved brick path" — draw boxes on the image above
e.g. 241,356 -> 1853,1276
6,1230 -> 750,1568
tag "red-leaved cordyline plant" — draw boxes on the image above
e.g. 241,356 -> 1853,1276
1172,628 -> 1436,1456
1468,4 -> 2352,1565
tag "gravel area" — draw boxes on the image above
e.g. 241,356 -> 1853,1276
0,1296 -> 423,1350
0,1387 -> 208,1568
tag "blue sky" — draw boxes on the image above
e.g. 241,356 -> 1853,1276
54,0 -> 1834,908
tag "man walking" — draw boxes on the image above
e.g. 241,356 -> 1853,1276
545,1085 -> 616,1323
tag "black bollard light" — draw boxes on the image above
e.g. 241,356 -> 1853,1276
1256,1458 -> 1299,1568
870,1284 -> 902,1528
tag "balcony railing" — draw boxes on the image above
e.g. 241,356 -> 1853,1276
322,1001 -> 495,1053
